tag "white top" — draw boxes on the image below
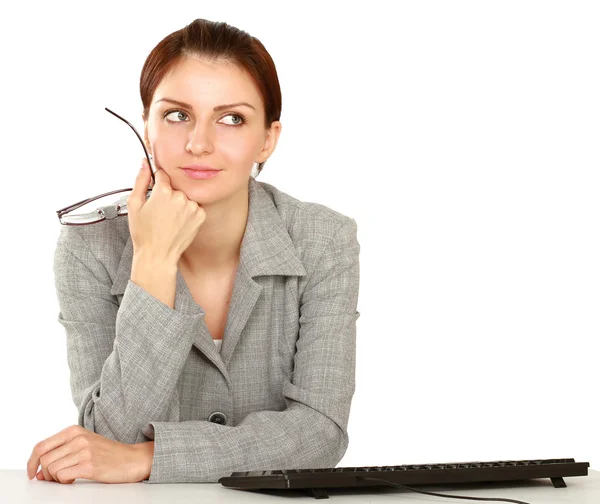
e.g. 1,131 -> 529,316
213,338 -> 222,352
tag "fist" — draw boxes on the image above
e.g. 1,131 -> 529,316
127,158 -> 207,263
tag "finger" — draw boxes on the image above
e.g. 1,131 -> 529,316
148,161 -> 156,190
48,450 -> 81,484
27,433 -> 60,479
41,437 -> 80,483
146,168 -> 174,204
153,166 -> 170,187
27,427 -> 75,479
128,158 -> 153,212
53,457 -> 82,484
42,464 -> 55,482
27,448 -> 41,479
36,469 -> 44,480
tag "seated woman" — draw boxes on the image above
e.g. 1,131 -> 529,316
28,17 -> 360,485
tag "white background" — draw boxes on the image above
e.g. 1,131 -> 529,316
1,0 -> 598,475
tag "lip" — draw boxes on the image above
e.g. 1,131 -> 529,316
183,169 -> 220,180
182,165 -> 221,171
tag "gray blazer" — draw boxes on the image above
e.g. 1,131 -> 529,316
53,176 -> 360,483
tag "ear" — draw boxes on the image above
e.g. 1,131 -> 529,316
142,115 -> 151,153
256,121 -> 282,164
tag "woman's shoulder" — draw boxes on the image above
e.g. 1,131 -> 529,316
257,180 -> 356,230
255,180 -> 359,258
54,215 -> 131,273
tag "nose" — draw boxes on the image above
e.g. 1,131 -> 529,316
186,121 -> 215,155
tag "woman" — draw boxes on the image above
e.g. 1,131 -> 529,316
27,18 -> 360,484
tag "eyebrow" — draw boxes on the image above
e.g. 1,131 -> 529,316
154,98 -> 256,112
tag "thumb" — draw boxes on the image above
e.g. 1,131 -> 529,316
128,158 -> 152,212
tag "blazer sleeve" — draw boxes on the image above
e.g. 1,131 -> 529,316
53,225 -> 206,444
141,218 -> 361,483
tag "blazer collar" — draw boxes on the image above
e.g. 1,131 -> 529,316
110,176 -> 307,297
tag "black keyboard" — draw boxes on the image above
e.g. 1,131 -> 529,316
219,458 -> 589,499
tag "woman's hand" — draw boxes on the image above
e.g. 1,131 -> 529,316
26,425 -> 152,484
128,158 -> 207,264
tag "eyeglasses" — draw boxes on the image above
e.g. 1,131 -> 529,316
56,108 -> 157,226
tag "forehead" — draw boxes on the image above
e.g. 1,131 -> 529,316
153,56 -> 262,110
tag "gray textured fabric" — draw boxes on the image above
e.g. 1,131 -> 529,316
53,176 -> 360,483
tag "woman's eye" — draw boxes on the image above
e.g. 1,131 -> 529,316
220,113 -> 245,126
165,110 -> 189,123
164,110 -> 245,126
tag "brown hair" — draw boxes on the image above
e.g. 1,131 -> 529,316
140,18 -> 282,177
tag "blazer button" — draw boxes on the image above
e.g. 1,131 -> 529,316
208,411 -> 227,425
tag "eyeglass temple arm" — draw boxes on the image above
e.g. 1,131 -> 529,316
55,108 -> 155,218
104,107 -> 156,187
56,187 -> 136,216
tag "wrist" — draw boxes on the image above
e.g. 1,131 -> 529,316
133,441 -> 155,482
131,252 -> 178,284
130,254 -> 178,308
133,249 -> 179,269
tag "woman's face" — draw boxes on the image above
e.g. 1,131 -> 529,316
143,56 -> 281,205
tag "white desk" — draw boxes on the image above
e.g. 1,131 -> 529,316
2,469 -> 599,503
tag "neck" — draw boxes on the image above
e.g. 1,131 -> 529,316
178,184 -> 249,276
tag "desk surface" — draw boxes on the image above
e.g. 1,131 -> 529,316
3,468 -> 599,503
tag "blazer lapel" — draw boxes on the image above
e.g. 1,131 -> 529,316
110,177 -> 307,379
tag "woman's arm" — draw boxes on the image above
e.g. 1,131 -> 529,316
54,225 -> 206,445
